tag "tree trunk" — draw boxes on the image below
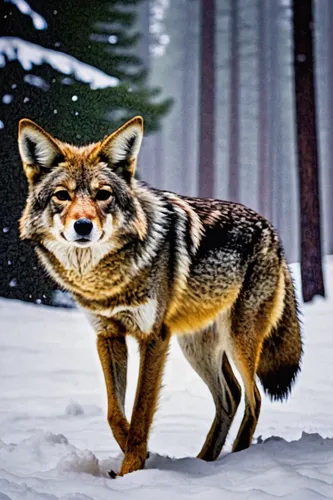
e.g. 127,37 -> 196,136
181,0 -> 197,196
198,0 -> 215,198
326,0 -> 333,254
136,0 -> 156,185
268,0 -> 279,229
257,0 -> 271,220
228,0 -> 240,202
269,1 -> 285,240
154,129 -> 165,188
292,0 -> 325,302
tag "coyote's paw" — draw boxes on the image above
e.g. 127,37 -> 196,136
108,451 -> 150,479
118,452 -> 146,476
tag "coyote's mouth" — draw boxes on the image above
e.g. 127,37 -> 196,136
74,238 -> 92,247
60,232 -> 103,246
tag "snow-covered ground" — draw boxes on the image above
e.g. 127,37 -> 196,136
1,259 -> 333,499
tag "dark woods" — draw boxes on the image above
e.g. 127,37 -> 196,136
0,0 -> 329,305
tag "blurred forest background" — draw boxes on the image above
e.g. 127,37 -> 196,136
0,0 -> 331,306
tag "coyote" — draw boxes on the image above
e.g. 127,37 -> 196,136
18,116 -> 302,476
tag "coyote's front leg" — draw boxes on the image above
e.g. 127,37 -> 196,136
96,319 -> 129,453
119,324 -> 171,476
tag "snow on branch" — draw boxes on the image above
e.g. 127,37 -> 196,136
0,37 -> 119,89
5,0 -> 48,30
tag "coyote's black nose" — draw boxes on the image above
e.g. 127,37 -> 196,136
74,218 -> 93,237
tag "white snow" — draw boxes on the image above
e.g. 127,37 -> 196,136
52,290 -> 76,308
6,0 -> 48,31
0,37 -> 119,90
0,259 -> 333,499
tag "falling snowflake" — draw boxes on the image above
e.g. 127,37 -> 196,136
24,74 -> 49,91
150,0 -> 170,57
2,94 -> 13,104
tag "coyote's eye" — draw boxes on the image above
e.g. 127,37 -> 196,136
96,189 -> 112,201
54,190 -> 71,201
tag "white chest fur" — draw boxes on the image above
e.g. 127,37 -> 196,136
43,239 -> 114,274
98,298 -> 158,334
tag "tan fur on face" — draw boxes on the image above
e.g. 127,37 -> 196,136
18,117 -> 147,274
64,196 -> 98,225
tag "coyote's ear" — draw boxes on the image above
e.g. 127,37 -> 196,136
18,119 -> 64,183
98,116 -> 143,181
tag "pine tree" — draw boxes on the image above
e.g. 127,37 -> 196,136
0,0 -> 171,305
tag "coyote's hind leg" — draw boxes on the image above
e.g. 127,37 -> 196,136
178,320 -> 241,461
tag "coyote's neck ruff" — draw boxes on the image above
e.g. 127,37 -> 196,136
18,116 -> 302,477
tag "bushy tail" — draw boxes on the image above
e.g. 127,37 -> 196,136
257,264 -> 303,401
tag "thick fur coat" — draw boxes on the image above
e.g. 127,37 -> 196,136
18,116 -> 302,476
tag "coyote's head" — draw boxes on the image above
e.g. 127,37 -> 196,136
18,117 -> 147,256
